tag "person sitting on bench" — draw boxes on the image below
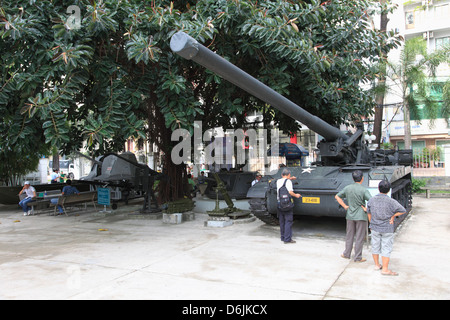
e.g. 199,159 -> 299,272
18,181 -> 36,216
51,179 -> 80,215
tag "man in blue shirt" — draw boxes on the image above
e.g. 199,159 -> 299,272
61,179 -> 80,196
51,179 -> 80,214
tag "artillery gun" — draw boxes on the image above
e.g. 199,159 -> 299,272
170,32 -> 413,227
78,151 -> 161,212
206,172 -> 250,218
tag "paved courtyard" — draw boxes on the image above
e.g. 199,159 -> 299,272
0,196 -> 449,302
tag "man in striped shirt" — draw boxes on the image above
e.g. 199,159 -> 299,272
366,180 -> 407,276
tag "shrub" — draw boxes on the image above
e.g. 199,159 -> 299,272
412,178 -> 428,193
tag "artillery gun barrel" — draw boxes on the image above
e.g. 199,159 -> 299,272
74,150 -> 102,166
170,31 -> 348,142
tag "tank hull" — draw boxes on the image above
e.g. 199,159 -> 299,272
248,166 -> 412,228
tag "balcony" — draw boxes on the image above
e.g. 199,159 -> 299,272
404,1 -> 450,36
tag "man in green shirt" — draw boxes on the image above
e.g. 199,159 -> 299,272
335,170 -> 372,262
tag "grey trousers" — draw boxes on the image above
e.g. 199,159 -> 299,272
343,220 -> 367,261
371,230 -> 394,258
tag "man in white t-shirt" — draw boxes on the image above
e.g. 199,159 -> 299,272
276,169 -> 302,244
50,169 -> 60,184
18,181 -> 36,216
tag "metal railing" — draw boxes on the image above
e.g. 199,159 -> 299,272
412,149 -> 445,176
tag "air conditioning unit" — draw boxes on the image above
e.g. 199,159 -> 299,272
423,32 -> 434,39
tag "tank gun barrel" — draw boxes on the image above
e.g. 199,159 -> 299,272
170,31 -> 348,142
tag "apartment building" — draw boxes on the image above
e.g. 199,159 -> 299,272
384,0 -> 450,156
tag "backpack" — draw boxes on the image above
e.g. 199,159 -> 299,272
278,179 -> 294,211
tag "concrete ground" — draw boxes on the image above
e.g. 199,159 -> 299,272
0,196 -> 448,300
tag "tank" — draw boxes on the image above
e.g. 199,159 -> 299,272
170,32 -> 413,228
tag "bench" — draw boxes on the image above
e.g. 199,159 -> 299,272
50,191 -> 97,216
423,186 -> 450,198
28,190 -> 64,215
28,200 -> 51,215
18,194 -> 51,215
37,190 -> 61,198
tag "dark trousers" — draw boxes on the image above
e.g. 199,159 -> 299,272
278,209 -> 294,242
343,219 -> 368,261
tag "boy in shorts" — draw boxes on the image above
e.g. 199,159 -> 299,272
366,180 -> 407,276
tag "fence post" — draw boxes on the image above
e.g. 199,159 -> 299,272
444,144 -> 450,177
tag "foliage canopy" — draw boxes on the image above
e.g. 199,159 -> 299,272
1,0 -> 401,191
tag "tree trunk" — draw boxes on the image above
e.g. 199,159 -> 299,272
373,82 -> 385,147
403,101 -> 412,149
52,152 -> 60,171
157,152 -> 187,204
147,98 -> 188,204
373,0 -> 389,147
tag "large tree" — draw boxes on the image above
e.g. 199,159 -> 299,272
1,0 -> 401,197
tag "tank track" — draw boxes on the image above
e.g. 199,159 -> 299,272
391,178 -> 413,211
248,198 -> 279,226
390,177 -> 413,230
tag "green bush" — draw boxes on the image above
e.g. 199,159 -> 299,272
412,178 -> 428,193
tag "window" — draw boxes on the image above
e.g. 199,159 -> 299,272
405,11 -> 415,29
436,37 -> 450,50
434,4 -> 449,20
397,140 -> 425,152
409,82 -> 447,120
436,140 -> 450,162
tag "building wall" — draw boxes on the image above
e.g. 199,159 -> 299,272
383,0 -> 450,158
